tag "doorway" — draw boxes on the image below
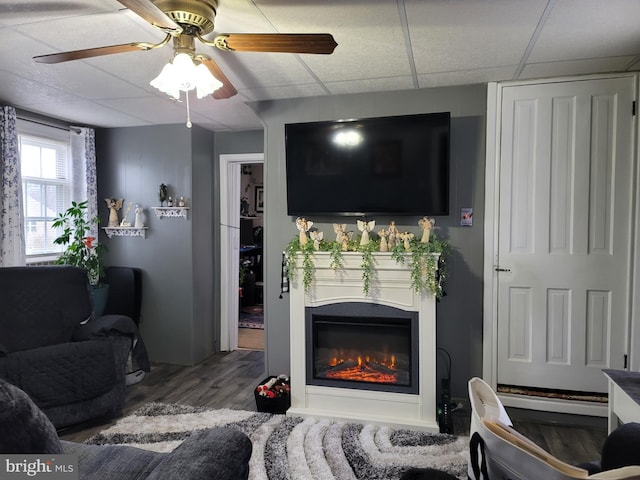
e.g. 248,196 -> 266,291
219,153 -> 264,352
238,162 -> 264,350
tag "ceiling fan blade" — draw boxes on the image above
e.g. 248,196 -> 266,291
33,42 -> 157,64
213,33 -> 337,54
116,0 -> 182,33
200,57 -> 238,99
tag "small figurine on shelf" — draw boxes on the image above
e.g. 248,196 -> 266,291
120,202 -> 132,227
357,219 -> 375,245
105,198 -> 123,227
178,196 -> 186,207
333,223 -> 347,242
310,230 -> 323,250
419,216 -> 435,243
134,205 -> 144,228
296,217 -> 313,246
167,196 -> 173,207
159,184 -> 167,206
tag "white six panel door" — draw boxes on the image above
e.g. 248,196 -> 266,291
497,76 -> 635,393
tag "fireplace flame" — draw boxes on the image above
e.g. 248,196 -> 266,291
324,352 -> 399,384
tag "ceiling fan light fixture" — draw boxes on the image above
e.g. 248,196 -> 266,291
150,52 -> 222,100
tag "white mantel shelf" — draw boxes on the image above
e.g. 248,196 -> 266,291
102,226 -> 147,238
151,206 -> 189,219
288,251 -> 439,432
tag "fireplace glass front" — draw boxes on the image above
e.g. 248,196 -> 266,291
305,303 -> 419,394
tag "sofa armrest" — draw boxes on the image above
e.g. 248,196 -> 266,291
146,428 -> 252,480
62,427 -> 252,480
73,315 -> 150,372
73,314 -> 136,340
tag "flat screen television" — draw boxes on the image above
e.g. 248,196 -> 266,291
285,112 -> 450,216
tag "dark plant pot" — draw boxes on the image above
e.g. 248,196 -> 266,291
91,284 -> 110,317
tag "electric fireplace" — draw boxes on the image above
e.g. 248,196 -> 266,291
288,252 -> 439,432
306,303 -> 419,394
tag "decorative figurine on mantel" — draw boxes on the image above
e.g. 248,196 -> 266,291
419,217 -> 435,243
134,204 -> 144,228
357,219 -> 375,245
398,231 -> 415,250
159,183 -> 167,206
296,217 -> 313,246
333,223 -> 350,251
120,202 -> 133,227
378,229 -> 389,252
310,231 -> 323,250
105,198 -> 123,227
387,220 -> 399,249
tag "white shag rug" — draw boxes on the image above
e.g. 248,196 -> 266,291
86,403 -> 469,480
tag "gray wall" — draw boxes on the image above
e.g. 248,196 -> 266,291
96,124 -> 214,365
97,126 -> 264,366
252,84 -> 486,399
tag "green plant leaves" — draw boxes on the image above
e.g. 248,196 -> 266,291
285,231 -> 448,298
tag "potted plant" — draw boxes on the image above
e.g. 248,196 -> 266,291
52,200 -> 109,314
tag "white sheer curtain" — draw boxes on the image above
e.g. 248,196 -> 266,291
70,127 -> 98,238
0,106 -> 25,266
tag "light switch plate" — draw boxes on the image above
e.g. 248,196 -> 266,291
461,208 -> 473,226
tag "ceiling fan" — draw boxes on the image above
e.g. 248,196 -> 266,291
32,0 -> 338,100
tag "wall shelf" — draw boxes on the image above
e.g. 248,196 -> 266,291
103,227 -> 147,238
152,206 -> 189,219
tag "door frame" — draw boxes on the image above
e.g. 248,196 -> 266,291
219,152 -> 264,352
483,73 -> 639,415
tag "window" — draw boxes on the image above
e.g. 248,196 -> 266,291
19,133 -> 71,259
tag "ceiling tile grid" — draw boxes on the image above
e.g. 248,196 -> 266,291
1,0 -> 639,130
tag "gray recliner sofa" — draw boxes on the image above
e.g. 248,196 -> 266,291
0,378 -> 252,480
0,266 -> 138,428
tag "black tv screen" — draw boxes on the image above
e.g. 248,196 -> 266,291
285,112 -> 450,216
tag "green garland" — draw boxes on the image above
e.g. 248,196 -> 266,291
285,232 -> 449,298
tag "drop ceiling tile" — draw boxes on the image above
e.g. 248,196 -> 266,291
327,76 -> 416,96
192,101 -> 264,131
97,96 -> 193,125
406,0 -> 547,73
24,100 -> 154,128
207,50 -> 323,91
240,83 -> 329,102
417,65 -> 518,88
0,70 -> 80,106
520,56 -> 639,80
255,0 -> 412,82
0,1 -> 123,27
529,0 -> 640,62
215,0 -> 284,33
15,7 -> 163,50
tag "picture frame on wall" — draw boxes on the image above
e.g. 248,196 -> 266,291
255,186 -> 264,212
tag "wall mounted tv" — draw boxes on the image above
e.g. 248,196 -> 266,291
285,112 -> 450,217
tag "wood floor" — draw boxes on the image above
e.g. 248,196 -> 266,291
59,349 -> 608,469
238,327 -> 264,350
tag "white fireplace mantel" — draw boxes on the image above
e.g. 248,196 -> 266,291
288,251 -> 439,432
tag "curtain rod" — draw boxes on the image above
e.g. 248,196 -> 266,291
17,115 -> 82,134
